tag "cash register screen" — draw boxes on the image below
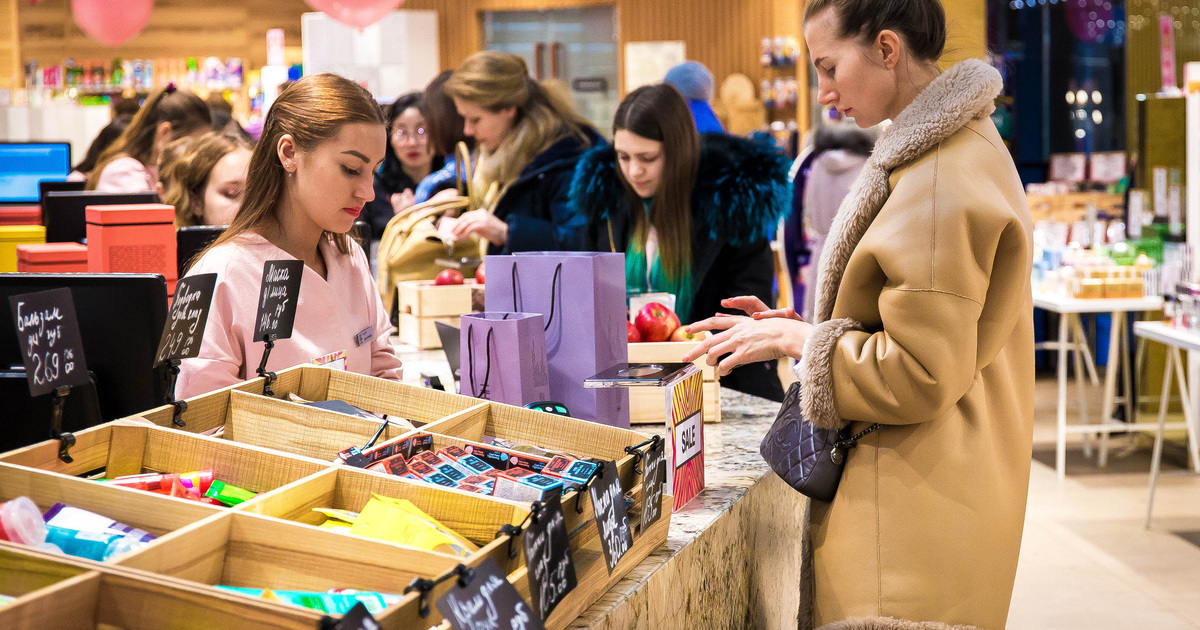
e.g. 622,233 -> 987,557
0,142 -> 71,203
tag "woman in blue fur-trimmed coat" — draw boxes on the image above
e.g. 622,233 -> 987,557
570,84 -> 790,401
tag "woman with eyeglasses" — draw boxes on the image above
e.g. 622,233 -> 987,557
361,92 -> 445,241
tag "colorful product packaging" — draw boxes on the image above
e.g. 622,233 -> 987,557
204,480 -> 256,506
348,495 -> 477,556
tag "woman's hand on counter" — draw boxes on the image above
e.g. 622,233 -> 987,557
682,315 -> 812,377
720,296 -> 805,322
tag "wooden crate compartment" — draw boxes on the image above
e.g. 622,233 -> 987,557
0,462 -> 218,557
0,424 -> 326,504
240,466 -> 529,573
0,549 -> 324,629
114,511 -> 462,621
397,279 -> 480,317
0,545 -> 90,603
132,365 -> 485,436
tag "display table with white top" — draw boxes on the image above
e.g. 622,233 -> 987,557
1132,321 -> 1200,527
1032,293 -> 1164,480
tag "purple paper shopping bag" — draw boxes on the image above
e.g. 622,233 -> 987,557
459,312 -> 551,407
485,252 -> 630,428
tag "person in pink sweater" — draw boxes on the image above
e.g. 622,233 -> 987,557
175,74 -> 403,399
87,84 -> 211,193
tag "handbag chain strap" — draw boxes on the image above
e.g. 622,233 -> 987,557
830,422 -> 882,465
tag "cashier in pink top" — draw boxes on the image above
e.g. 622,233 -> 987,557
175,73 -> 404,399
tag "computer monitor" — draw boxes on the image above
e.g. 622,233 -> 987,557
177,225 -> 226,276
38,180 -> 86,211
0,274 -> 169,432
0,142 -> 71,204
42,190 -> 159,243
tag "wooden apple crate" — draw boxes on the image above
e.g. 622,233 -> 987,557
0,545 -> 325,629
130,364 -> 486,436
396,278 -> 481,349
0,423 -> 327,501
627,340 -> 722,424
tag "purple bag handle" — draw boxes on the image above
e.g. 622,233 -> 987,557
510,261 -> 563,332
466,324 -> 495,398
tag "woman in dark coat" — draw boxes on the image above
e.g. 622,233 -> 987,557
571,84 -> 791,401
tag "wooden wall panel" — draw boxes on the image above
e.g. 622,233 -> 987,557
1124,0 -> 1200,158
1,0 -> 18,90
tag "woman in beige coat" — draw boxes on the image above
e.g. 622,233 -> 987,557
684,1 -> 1034,628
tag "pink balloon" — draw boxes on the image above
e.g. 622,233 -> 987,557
304,0 -> 403,30
72,0 -> 153,47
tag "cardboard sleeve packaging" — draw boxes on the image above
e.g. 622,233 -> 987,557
85,204 -> 177,293
0,224 -> 46,272
17,242 -> 89,272
0,206 -> 41,226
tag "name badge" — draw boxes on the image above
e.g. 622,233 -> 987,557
355,326 -> 374,347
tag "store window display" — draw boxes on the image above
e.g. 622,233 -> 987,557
361,92 -> 445,241
175,73 -> 403,400
157,131 -> 252,228
570,83 -> 789,402
443,51 -> 602,253
684,0 -> 1035,627
87,85 -> 212,193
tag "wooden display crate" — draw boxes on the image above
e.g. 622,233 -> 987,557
396,279 -> 480,349
240,466 -> 529,572
0,423 -> 327,502
627,340 -> 722,424
0,545 -> 323,629
0,462 -> 218,551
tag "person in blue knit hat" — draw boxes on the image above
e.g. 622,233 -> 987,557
663,61 -> 725,134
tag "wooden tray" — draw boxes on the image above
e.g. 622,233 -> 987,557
0,423 -> 327,501
397,279 -> 480,317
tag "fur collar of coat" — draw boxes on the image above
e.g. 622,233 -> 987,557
570,132 -> 791,247
799,58 -> 1003,433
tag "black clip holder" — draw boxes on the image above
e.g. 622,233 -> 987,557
494,501 -> 542,559
158,358 -> 187,427
572,461 -> 606,514
623,435 -> 662,476
255,334 -> 278,397
49,385 -> 75,463
404,563 -> 475,618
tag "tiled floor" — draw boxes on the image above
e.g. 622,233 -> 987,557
1008,378 -> 1200,629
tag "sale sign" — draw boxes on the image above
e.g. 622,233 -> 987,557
665,369 -> 704,509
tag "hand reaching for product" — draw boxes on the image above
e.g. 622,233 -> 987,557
682,296 -> 812,376
450,209 -> 509,246
390,189 -> 416,215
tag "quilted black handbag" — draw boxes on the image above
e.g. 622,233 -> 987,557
760,382 -> 880,502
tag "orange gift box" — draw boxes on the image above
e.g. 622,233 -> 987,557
86,204 -> 177,293
17,242 -> 89,272
0,206 -> 41,226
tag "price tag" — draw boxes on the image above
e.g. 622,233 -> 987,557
155,273 -> 217,363
328,602 -> 379,630
8,289 -> 90,397
521,493 -> 577,620
436,558 -> 545,630
254,259 -> 303,341
588,460 -> 633,574
640,439 -> 666,530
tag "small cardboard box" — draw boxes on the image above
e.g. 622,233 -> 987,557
396,279 -> 481,349
17,242 -> 88,272
0,205 -> 41,226
0,225 -> 46,272
85,204 -> 177,293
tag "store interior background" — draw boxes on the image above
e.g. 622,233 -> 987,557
2,0 -> 1200,627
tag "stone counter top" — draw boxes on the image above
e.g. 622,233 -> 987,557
571,390 -> 805,629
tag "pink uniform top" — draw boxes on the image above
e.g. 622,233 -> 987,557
175,231 -> 403,399
93,156 -> 157,193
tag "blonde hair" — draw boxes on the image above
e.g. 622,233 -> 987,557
159,132 -> 252,227
203,73 -> 385,258
86,85 -> 210,190
446,51 -> 595,206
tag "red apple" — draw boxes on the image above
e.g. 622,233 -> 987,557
474,262 -> 485,284
634,302 -> 681,343
434,269 -> 464,286
669,326 -> 709,342
627,321 -> 642,343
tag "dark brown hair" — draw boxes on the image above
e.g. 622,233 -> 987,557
804,0 -> 946,62
86,85 -> 211,189
612,84 -> 699,285
203,73 -> 385,257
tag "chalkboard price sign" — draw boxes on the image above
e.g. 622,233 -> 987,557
589,460 -> 634,574
640,439 -> 666,530
156,273 -> 217,363
8,288 -> 90,397
436,558 -> 545,630
254,259 -> 303,340
325,603 -> 379,630
522,493 -> 577,620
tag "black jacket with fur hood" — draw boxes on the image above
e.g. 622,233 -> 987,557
569,132 -> 791,401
